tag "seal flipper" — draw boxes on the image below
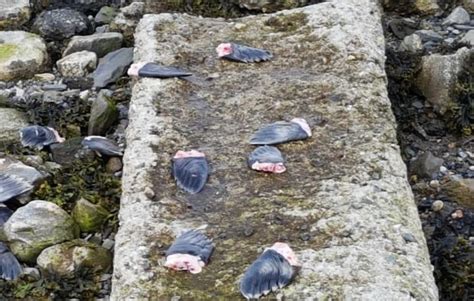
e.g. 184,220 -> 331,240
138,63 -> 192,78
165,230 -> 214,264
217,43 -> 272,63
172,151 -> 209,194
0,173 -> 33,203
0,242 -> 22,281
250,119 -> 311,145
82,136 -> 123,157
20,125 -> 64,150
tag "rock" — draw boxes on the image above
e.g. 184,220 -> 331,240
72,198 -> 109,232
414,0 -> 439,15
63,32 -> 123,58
442,6 -> 470,26
121,1 -> 145,18
43,0 -> 119,15
110,4 -> 144,45
4,200 -> 79,263
22,267 -> 41,280
106,157 -> 122,173
464,0 -> 474,13
388,18 -> 418,39
431,200 -> 444,212
441,176 -> 474,208
102,238 -> 114,250
414,29 -> 443,42
0,31 -> 48,81
410,151 -> 444,179
0,108 -> 27,147
93,47 -> 133,88
88,89 -> 118,135
56,51 -> 97,77
34,73 -> 55,81
0,0 -> 30,30
50,137 -> 94,165
32,8 -> 92,41
461,30 -> 474,46
42,83 -> 68,91
95,6 -> 118,25
112,2 -> 438,299
416,47 -> 473,115
0,157 -> 47,187
399,33 -> 423,53
37,239 -> 112,277
235,0 -> 307,12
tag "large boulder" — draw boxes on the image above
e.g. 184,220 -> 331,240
63,32 -> 123,58
93,47 -> 133,88
0,108 -> 27,148
0,31 -> 48,81
56,50 -> 97,77
32,8 -> 92,41
416,47 -> 473,115
88,89 -> 118,135
111,1 -> 438,299
4,200 -> 79,263
0,0 -> 31,30
37,239 -> 112,277
234,0 -> 308,12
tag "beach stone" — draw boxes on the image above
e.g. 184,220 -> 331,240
56,50 -> 97,77
399,33 -> 423,52
93,47 -> 133,88
32,8 -> 92,41
72,198 -> 109,232
0,0 -> 30,30
4,200 -> 79,263
410,151 -> 444,179
442,6 -> 470,26
88,89 -> 119,135
235,0 -> 307,12
0,108 -> 27,148
461,30 -> 474,46
63,32 -> 123,58
0,31 -> 48,81
95,6 -> 118,25
111,1 -> 438,300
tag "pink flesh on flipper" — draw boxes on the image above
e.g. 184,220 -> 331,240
266,242 -> 299,266
251,162 -> 286,173
291,118 -> 312,137
216,43 -> 233,57
48,127 -> 65,143
127,62 -> 147,77
173,150 -> 206,159
165,253 -> 204,274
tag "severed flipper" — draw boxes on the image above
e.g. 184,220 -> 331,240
82,136 -> 123,157
0,173 -> 33,203
165,230 -> 214,274
172,150 -> 209,194
240,243 -> 299,300
248,146 -> 286,173
216,43 -> 272,63
250,118 -> 312,145
127,62 -> 192,78
0,242 -> 22,281
20,125 -> 65,150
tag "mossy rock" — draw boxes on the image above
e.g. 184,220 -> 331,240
37,239 -> 112,277
72,198 -> 109,232
88,89 -> 118,135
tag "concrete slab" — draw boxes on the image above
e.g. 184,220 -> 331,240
111,1 -> 438,299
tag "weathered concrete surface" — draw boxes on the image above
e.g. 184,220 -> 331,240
112,1 -> 438,300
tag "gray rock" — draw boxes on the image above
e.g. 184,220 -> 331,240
37,239 -> 112,277
431,200 -> 444,212
57,50 -> 97,77
95,25 -> 110,33
42,84 -> 68,91
121,1 -> 145,18
0,157 -> 47,187
399,33 -> 423,53
0,0 -> 30,30
110,5 -> 143,45
461,30 -> 474,46
414,29 -> 443,42
441,176 -> 474,208
0,31 -> 48,81
464,0 -> 474,13
410,151 -> 444,179
72,198 -> 110,232
95,6 -> 118,25
413,0 -> 440,14
235,0 -> 307,12
442,6 -> 470,26
416,47 -> 472,115
93,47 -> 133,88
88,90 -> 118,135
22,267 -> 41,280
50,137 -> 94,165
63,32 -> 123,58
34,73 -> 55,81
106,157 -> 122,173
32,8 -> 92,41
388,18 -> 418,39
111,2 -> 438,300
4,200 -> 79,263
0,108 -> 28,147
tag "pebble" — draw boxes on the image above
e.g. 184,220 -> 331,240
429,180 -> 440,188
102,239 -> 115,250
440,166 -> 448,173
431,200 -> 444,212
22,267 -> 41,280
34,73 -> 55,81
402,233 -> 417,243
42,84 -> 67,91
